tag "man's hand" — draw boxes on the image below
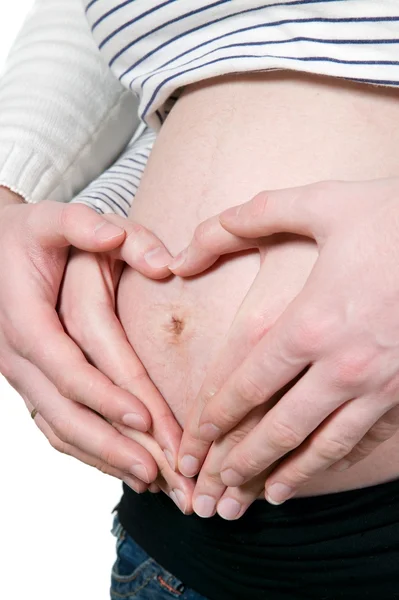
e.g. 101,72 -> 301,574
170,219 -> 312,518
174,178 -> 399,505
0,192 -> 176,489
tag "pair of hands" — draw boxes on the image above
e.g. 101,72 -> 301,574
0,190 -> 194,512
3,177 -> 399,520
172,177 -> 399,518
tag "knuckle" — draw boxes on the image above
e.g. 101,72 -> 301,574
248,191 -> 270,217
225,427 -> 248,445
95,396 -> 114,420
95,461 -> 113,475
283,464 -> 314,486
315,435 -> 353,462
234,374 -> 265,408
366,421 -> 396,443
331,351 -> 374,389
49,414 -> 74,444
98,444 -> 119,469
346,443 -> 371,460
54,371 -> 78,400
245,313 -> 272,347
268,419 -> 302,452
238,450 -> 263,474
289,311 -> 329,357
127,220 -> 146,237
193,219 -> 215,250
202,468 -> 223,485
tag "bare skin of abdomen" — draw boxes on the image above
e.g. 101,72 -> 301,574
118,72 -> 399,497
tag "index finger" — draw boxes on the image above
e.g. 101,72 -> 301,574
169,214 -> 255,276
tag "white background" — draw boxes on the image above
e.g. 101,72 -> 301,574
0,3 -> 122,598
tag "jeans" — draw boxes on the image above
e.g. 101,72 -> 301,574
111,515 -> 208,600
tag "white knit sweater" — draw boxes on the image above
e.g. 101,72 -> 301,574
0,0 -> 149,210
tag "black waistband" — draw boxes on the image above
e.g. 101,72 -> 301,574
117,477 -> 399,600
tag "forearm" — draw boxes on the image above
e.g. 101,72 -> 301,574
0,0 -> 140,204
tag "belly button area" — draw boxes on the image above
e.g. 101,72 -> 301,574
171,315 -> 185,335
162,313 -> 188,342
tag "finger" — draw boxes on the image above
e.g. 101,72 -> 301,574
59,256 -> 182,462
178,237 -> 317,478
24,398 -> 149,493
219,183 -> 346,241
16,359 -> 159,483
195,302 -> 311,445
17,302 -> 152,430
168,214 -> 254,276
263,395 -> 390,505
193,407 -> 265,518
178,236 -> 315,477
149,483 -> 161,493
179,318 -> 294,478
217,474 -> 265,521
28,201 -> 126,251
331,404 -> 399,471
219,366 -> 348,487
104,214 -> 173,279
116,424 -> 195,514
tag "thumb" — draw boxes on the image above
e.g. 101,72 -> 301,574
29,201 -> 126,251
219,182 -> 340,242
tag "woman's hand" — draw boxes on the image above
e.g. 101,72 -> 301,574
56,239 -> 187,495
0,192 -> 176,490
175,177 -> 399,505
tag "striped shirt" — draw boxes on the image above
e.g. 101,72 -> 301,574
85,0 -> 399,128
76,0 -> 399,215
0,1 -> 398,216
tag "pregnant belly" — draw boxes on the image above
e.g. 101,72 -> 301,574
118,71 -> 399,497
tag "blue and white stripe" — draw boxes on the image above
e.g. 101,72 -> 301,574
84,0 -> 399,129
76,0 -> 399,215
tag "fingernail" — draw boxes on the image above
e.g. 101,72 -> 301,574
266,483 -> 294,505
149,483 -> 161,493
122,413 -> 149,431
199,422 -> 221,441
218,498 -> 242,520
164,449 -> 175,471
221,468 -> 245,487
220,205 -> 242,222
331,459 -> 351,472
144,247 -> 171,269
179,455 -> 200,477
94,221 -> 124,241
123,477 -> 145,494
194,495 -> 216,518
130,464 -> 150,484
170,489 -> 187,513
169,249 -> 188,271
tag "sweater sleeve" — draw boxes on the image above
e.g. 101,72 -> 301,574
71,124 -> 156,217
0,0 -> 141,204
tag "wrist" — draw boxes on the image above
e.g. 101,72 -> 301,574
0,186 -> 25,212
